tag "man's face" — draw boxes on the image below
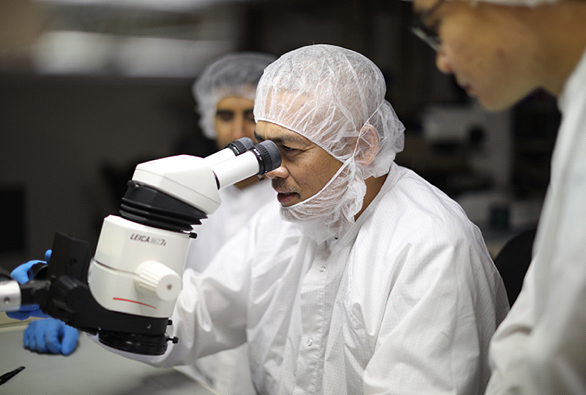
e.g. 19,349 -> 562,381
412,0 -> 542,111
214,96 -> 256,149
254,120 -> 342,207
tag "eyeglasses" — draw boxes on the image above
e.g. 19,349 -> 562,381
411,0 -> 447,52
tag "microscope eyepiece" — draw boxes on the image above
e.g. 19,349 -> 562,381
251,140 -> 281,175
201,137 -> 254,168
211,140 -> 281,189
225,137 -> 255,156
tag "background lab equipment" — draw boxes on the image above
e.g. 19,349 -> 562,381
0,137 -> 280,356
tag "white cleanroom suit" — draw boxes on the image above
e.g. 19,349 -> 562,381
151,163 -> 509,394
487,48 -> 586,394
177,180 -> 274,394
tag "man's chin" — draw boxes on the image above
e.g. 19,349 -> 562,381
476,92 -> 526,113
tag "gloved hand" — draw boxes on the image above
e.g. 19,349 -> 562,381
23,318 -> 79,356
5,250 -> 52,320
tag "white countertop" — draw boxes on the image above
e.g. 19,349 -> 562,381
0,321 -> 217,395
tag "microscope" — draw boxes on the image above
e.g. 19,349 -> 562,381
0,137 -> 280,356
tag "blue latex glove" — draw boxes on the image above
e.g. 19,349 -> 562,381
23,318 -> 79,356
6,250 -> 52,320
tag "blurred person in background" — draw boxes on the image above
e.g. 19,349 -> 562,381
179,51 -> 276,395
410,0 -> 586,392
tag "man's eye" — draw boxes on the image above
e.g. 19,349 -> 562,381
216,111 -> 234,122
245,111 -> 255,122
281,145 -> 295,152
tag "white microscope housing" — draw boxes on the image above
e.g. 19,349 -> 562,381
0,137 -> 281,355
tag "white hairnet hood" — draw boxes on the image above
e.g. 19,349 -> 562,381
254,44 -> 405,242
255,44 -> 404,177
193,52 -> 276,139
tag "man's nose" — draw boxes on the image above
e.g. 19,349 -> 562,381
265,164 -> 288,180
232,117 -> 246,139
436,50 -> 452,74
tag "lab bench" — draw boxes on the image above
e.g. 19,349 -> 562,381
0,319 -> 217,395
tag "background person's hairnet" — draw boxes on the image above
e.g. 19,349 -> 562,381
193,52 -> 276,139
254,44 -> 404,181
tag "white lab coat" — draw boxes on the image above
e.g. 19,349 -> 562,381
486,49 -> 586,394
150,163 -> 509,394
186,180 -> 276,272
178,179 -> 275,395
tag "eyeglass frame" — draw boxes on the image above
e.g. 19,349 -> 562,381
411,0 -> 448,52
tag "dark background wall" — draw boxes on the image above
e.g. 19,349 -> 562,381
0,75 -> 209,269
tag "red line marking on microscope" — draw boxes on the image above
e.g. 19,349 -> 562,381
112,297 -> 157,309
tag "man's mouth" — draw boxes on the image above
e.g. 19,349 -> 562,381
272,179 -> 301,207
273,183 -> 299,206
276,191 -> 299,206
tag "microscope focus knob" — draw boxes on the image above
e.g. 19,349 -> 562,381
135,261 -> 181,302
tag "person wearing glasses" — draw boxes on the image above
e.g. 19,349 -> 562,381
9,44 -> 508,394
410,0 -> 586,393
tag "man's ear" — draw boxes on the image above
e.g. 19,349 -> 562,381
356,125 -> 379,166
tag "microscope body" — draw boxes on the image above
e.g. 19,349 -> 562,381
89,153 -> 225,320
89,215 -> 188,319
0,138 -> 281,355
